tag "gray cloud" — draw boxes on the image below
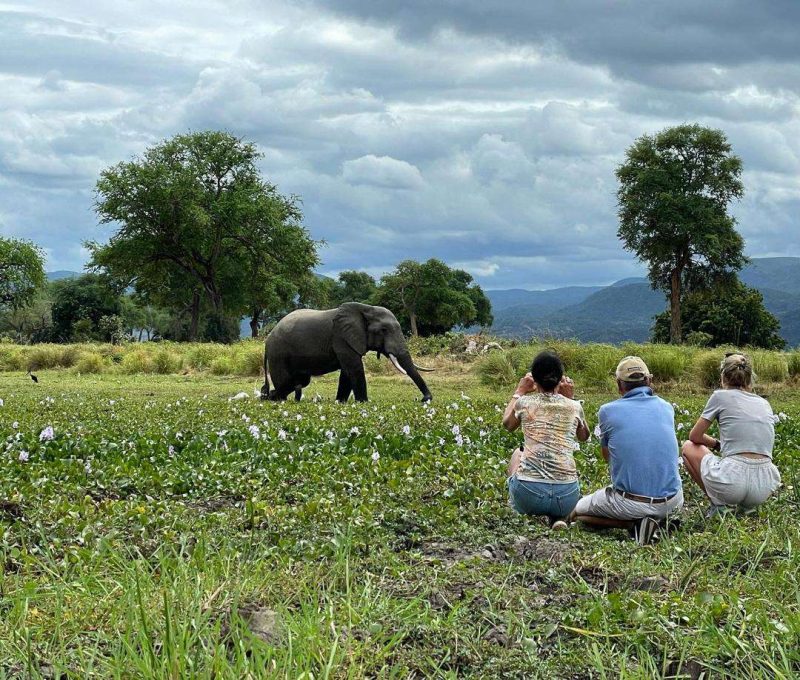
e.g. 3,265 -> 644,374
0,1 -> 798,292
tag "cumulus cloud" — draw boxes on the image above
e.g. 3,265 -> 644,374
0,1 -> 798,288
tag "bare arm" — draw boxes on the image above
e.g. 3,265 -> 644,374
576,420 -> 590,442
689,417 -> 717,448
601,446 -> 609,462
502,373 -> 536,431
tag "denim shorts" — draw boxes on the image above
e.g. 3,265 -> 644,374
507,476 -> 581,520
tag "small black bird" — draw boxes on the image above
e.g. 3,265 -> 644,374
27,370 -> 38,383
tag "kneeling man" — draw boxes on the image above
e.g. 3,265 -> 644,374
570,356 -> 683,545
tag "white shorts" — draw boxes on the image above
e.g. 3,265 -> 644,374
700,454 -> 781,509
574,486 -> 684,521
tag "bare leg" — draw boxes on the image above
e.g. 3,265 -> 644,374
681,441 -> 710,496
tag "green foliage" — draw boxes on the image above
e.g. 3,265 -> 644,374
90,130 -> 319,343
788,352 -> 800,379
374,258 -> 493,336
751,350 -> 789,383
617,124 -> 745,343
50,274 -> 123,343
75,351 -> 106,374
0,236 -> 46,311
476,352 -> 517,388
693,350 -> 725,388
121,349 -> 155,374
2,372 -> 799,676
153,349 -> 183,375
232,344 -> 264,377
685,331 -> 713,347
653,278 -> 784,349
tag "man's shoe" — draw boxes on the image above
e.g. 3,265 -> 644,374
634,517 -> 659,546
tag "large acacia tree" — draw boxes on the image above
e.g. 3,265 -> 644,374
89,131 -> 318,341
616,124 -> 745,344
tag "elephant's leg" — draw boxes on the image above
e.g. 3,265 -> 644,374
294,375 -> 311,402
336,371 -> 353,403
342,361 -> 368,402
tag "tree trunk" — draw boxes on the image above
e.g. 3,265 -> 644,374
250,309 -> 260,338
409,311 -> 419,337
669,268 -> 682,344
188,290 -> 201,341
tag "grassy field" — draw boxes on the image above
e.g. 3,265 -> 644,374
1,367 -> 799,678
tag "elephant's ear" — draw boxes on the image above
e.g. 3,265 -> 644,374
333,303 -> 367,356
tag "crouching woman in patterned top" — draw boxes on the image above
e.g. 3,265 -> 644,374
502,350 -> 590,530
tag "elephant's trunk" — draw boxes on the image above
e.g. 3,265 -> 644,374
392,352 -> 432,401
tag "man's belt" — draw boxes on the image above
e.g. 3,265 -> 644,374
614,488 -> 675,504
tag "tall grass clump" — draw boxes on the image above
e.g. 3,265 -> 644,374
186,344 -> 226,370
210,356 -> 235,375
636,344 -> 691,382
788,352 -> 800,379
121,349 -> 155,374
476,352 -> 517,388
693,350 -> 723,388
153,349 -> 183,374
0,345 -> 25,371
75,351 -> 106,374
751,350 -> 788,383
232,343 -> 263,376
26,344 -> 68,369
576,344 -> 619,389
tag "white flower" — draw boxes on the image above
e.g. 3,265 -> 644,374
778,412 -> 789,421
278,429 -> 288,440
454,434 -> 464,447
402,425 -> 411,436
0,398 -> 4,407
295,414 -> 303,421
176,431 -> 183,439
451,424 -> 461,436
248,424 -> 261,438
350,426 -> 360,436
18,450 -> 29,462
371,450 -> 380,463
438,437 -> 445,446
593,424 -> 602,439
677,423 -> 685,431
39,426 -> 54,441
12,421 -> 18,429
84,461 -> 92,474
168,445 -> 175,456
216,430 -> 228,437
374,434 -> 383,440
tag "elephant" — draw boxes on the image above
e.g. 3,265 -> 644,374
260,302 -> 433,403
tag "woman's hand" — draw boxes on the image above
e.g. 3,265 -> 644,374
515,373 -> 536,396
557,375 -> 575,399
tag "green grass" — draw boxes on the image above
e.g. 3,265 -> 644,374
1,366 -> 800,677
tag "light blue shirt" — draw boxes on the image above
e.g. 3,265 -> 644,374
598,386 -> 681,498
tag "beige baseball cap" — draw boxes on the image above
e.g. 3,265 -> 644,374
615,356 -> 651,381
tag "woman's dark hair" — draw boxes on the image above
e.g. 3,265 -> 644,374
530,351 -> 564,392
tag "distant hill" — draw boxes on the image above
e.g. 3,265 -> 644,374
46,270 -> 80,281
488,257 -> 800,346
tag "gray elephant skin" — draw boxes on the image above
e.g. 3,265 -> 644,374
261,302 -> 432,402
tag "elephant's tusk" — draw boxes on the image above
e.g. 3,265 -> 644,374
414,363 -> 435,372
388,354 -> 408,375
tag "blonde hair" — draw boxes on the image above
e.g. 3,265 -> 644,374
720,353 -> 754,389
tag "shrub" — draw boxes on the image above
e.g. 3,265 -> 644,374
476,352 -> 517,388
27,345 -> 66,369
75,352 -> 106,374
121,350 -> 155,374
153,350 -> 182,375
0,346 -> 25,371
751,350 -> 788,383
363,353 -> 395,376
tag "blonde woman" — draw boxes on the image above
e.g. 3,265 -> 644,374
682,353 -> 781,518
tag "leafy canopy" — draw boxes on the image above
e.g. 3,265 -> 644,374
374,259 -> 493,336
89,130 -> 318,342
652,277 -> 785,349
616,124 -> 745,343
0,237 -> 46,311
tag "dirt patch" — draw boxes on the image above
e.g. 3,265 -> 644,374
628,575 -> 671,592
0,500 -> 23,520
419,540 -> 499,565
482,625 -> 510,647
577,566 -> 621,592
664,658 -> 704,679
223,604 -> 284,647
512,536 -> 571,563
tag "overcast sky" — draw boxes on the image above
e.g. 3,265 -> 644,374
1,1 -> 798,290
